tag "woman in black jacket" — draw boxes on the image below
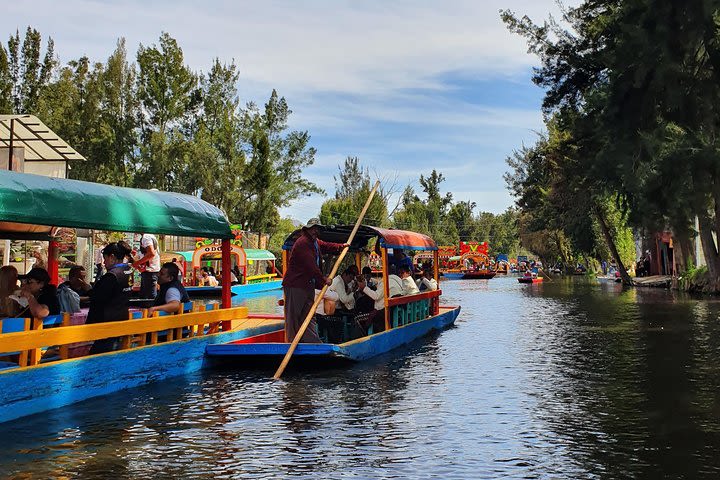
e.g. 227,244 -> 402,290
88,241 -> 133,354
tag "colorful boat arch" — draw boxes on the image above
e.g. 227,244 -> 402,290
191,243 -> 246,269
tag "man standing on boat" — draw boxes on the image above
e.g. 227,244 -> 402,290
132,232 -> 161,299
282,218 -> 348,343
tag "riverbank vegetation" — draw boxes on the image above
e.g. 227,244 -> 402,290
502,1 -> 720,289
320,157 -> 522,255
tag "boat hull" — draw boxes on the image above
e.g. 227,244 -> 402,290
441,272 -> 464,280
186,279 -> 282,297
0,320 -> 282,424
206,306 -> 461,364
461,271 -> 497,279
442,272 -> 496,280
518,277 -> 543,284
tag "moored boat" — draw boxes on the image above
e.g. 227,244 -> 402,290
462,270 -> 497,280
184,246 -> 282,297
0,170 -> 280,423
206,224 -> 461,365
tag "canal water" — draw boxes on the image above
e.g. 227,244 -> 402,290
2,276 -> 720,478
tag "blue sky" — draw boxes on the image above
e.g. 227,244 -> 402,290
3,0 -> 570,223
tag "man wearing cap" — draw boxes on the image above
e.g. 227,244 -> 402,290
282,218 -> 349,343
17,267 -> 61,319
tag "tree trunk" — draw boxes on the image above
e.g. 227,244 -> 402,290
671,229 -> 692,276
698,213 -> 720,290
594,205 -> 633,285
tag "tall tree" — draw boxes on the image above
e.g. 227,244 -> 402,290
135,32 -> 198,191
319,156 -> 389,226
236,90 -> 322,234
3,27 -> 55,114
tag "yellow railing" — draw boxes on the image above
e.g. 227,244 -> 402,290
246,273 -> 277,284
0,306 -> 248,368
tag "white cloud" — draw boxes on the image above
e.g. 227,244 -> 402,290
3,0 -> 568,98
2,0 -> 572,223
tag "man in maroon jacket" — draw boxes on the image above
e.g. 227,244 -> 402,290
283,218 -> 348,342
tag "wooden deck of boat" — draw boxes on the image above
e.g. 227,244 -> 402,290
230,315 -> 283,331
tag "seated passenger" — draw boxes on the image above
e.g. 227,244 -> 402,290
361,266 -> 377,289
416,269 -> 438,291
16,267 -> 61,319
331,266 -> 358,311
355,272 -> 404,333
202,270 -> 219,287
314,287 -> 339,316
398,265 -> 420,295
0,265 -> 22,318
87,241 -> 133,354
149,262 -> 191,315
355,266 -> 378,313
60,265 -> 92,300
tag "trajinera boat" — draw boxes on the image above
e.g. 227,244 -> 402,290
442,253 -> 497,280
0,170 -> 282,424
206,224 -> 461,364
183,243 -> 282,297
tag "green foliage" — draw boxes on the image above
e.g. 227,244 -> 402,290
0,27 -> 55,114
319,156 -> 388,227
267,217 -> 298,270
7,28 -> 322,236
503,1 -> 720,287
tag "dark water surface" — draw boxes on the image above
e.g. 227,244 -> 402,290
3,277 -> 720,479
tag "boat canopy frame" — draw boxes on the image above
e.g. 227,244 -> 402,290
0,170 -> 233,240
282,224 -> 437,252
0,170 -> 235,307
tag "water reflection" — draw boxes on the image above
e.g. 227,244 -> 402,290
3,277 -> 720,478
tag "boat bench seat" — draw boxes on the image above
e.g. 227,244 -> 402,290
317,312 -> 366,343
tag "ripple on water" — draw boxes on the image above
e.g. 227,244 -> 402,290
3,277 -> 720,478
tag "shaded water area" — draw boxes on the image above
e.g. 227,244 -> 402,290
3,276 -> 720,478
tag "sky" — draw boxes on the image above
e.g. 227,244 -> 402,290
2,0 -> 569,223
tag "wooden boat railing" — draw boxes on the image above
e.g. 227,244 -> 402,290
0,305 -> 248,369
386,290 -> 441,329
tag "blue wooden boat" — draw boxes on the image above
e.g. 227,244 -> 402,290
184,247 -> 282,297
442,271 -> 496,280
0,170 -> 279,424
185,279 -> 283,297
207,305 -> 460,364
442,272 -> 465,280
207,223 -> 461,367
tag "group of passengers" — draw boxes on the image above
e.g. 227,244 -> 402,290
0,234 -> 193,353
282,218 -> 438,344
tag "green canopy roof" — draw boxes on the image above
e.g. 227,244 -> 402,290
0,170 -> 233,239
245,248 -> 275,261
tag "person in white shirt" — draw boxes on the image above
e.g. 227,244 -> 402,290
203,270 -> 219,287
330,266 -> 358,311
132,233 -> 161,299
314,288 -> 339,316
415,269 -> 438,291
355,272 -> 404,334
398,265 -> 419,295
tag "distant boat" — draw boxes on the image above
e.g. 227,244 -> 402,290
518,276 -> 543,284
